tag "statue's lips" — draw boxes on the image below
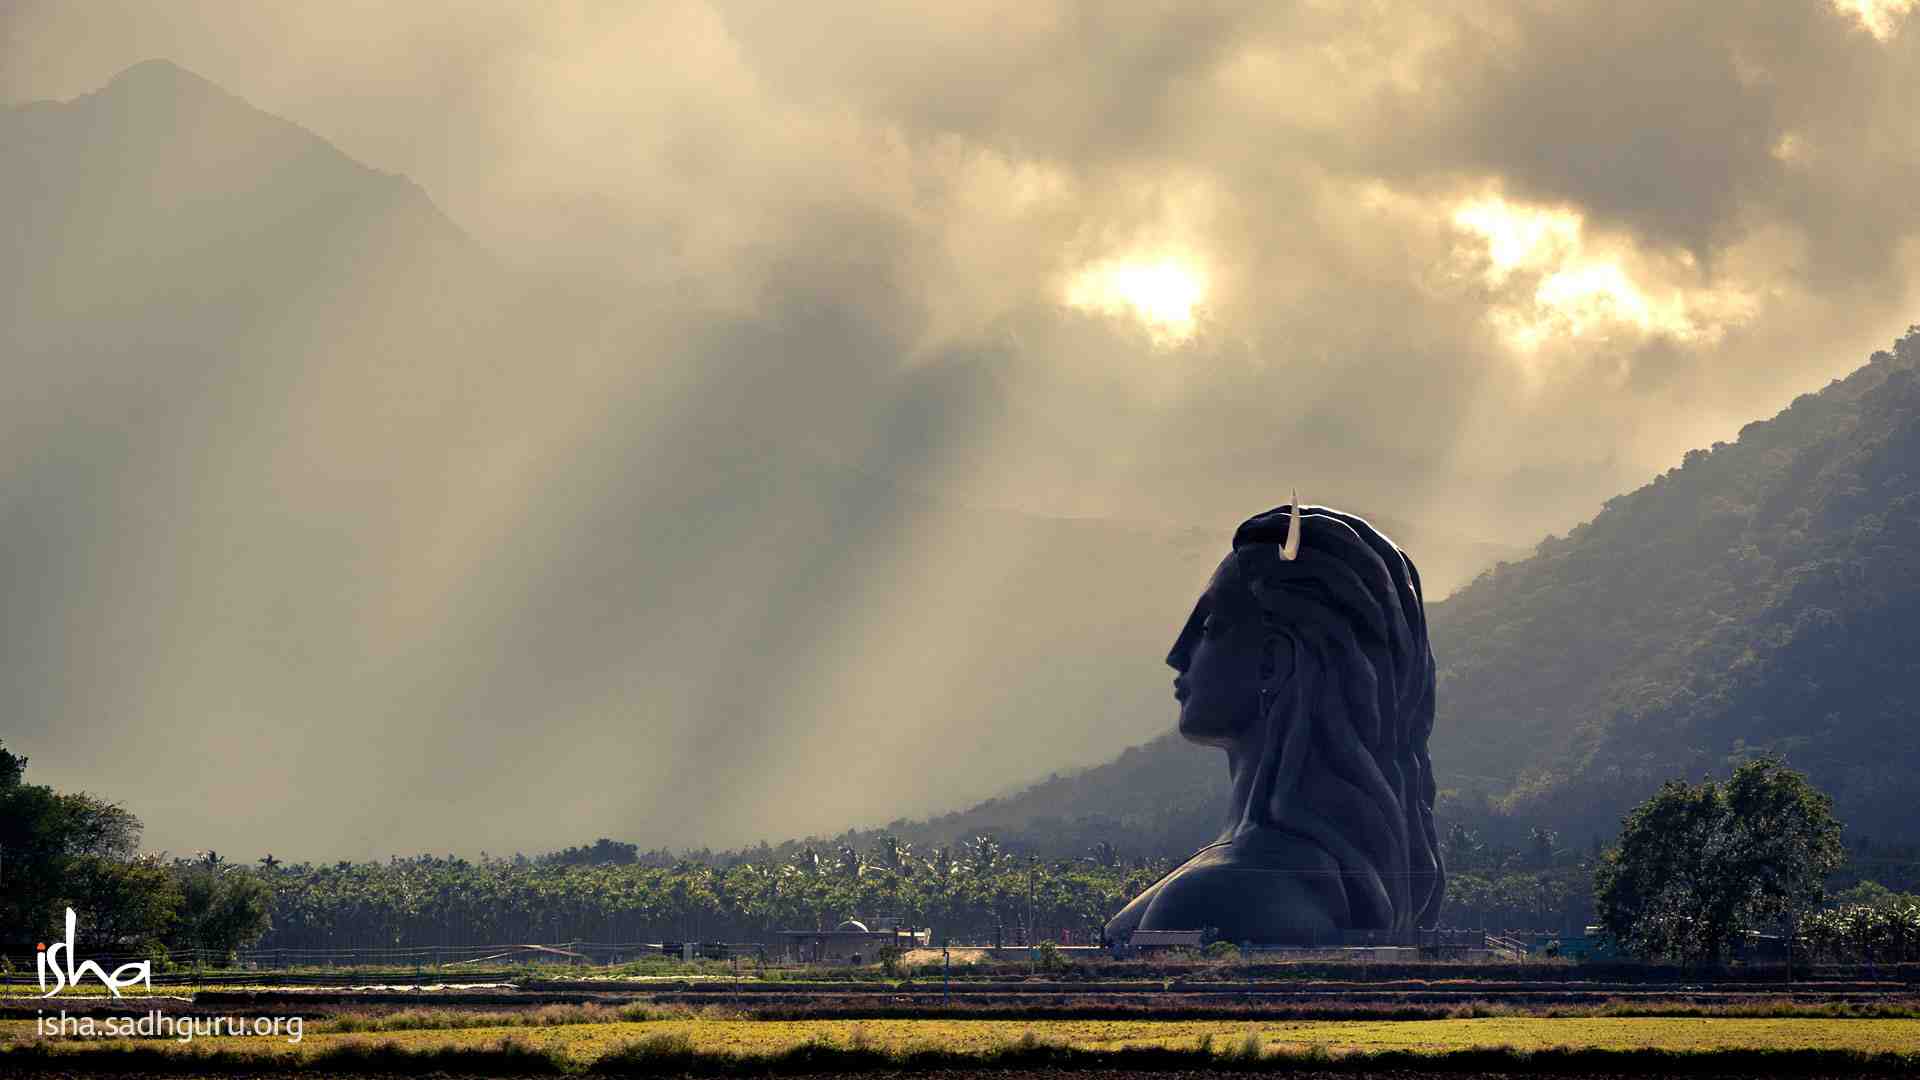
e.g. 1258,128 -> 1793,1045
1173,677 -> 1190,703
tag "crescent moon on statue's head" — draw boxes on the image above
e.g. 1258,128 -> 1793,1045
1278,491 -> 1302,561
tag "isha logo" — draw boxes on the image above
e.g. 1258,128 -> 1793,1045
36,908 -> 152,998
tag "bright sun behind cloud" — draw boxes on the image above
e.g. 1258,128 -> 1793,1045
1449,195 -> 1753,355
1830,0 -> 1917,41
1063,257 -> 1208,344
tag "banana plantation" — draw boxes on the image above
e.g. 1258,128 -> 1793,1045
1797,900 -> 1920,962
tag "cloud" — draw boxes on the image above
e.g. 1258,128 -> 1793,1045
2,0 -> 1918,857
1831,0 -> 1918,41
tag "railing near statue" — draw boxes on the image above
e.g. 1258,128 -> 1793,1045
1485,933 -> 1530,960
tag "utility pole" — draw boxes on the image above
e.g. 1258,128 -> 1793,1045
1027,857 -> 1037,974
1787,910 -> 1795,989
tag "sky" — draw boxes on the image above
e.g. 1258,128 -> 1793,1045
3,1 -> 1918,860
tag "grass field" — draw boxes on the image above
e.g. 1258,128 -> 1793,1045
10,1015 -> 1920,1059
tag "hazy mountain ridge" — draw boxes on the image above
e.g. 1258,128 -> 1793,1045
3,59 -> 473,321
0,59 -> 537,849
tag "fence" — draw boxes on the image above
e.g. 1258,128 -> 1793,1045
0,939 -> 749,986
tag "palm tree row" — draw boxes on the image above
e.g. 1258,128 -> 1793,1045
245,837 -> 1171,952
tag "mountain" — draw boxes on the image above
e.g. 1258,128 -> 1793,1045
2,59 -> 483,356
1431,328 -> 1920,844
826,328 -> 1920,859
0,60 -> 585,854
0,57 -> 503,760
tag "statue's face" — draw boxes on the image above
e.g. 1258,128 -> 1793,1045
1167,551 -> 1289,746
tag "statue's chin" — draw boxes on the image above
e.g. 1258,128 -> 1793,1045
1177,707 -> 1242,746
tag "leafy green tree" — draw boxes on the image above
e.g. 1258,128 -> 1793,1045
67,854 -> 181,954
1441,823 -> 1485,871
963,834 -> 1002,875
170,856 -> 273,961
834,844 -> 863,881
0,740 -> 25,788
1528,826 -> 1559,868
871,834 -> 911,873
0,745 -> 154,946
1595,757 -> 1843,964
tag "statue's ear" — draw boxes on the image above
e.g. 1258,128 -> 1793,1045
1257,629 -> 1296,688
1277,635 -> 1297,683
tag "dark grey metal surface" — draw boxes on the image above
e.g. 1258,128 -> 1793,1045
1105,504 -> 1445,945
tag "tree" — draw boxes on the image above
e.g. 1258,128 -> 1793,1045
1528,826 -> 1559,868
834,844 -> 863,881
0,747 -> 152,945
170,858 -> 272,961
964,834 -> 1002,875
1595,757 -> 1843,964
67,854 -> 181,954
0,739 -> 25,788
871,834 -> 910,873
1442,823 -> 1485,871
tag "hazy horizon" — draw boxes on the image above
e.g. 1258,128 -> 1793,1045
3,1 -> 1918,860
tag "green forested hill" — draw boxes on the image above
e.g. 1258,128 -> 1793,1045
818,329 -> 1920,860
1432,327 -> 1920,845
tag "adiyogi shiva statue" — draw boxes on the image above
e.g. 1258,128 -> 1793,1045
1104,497 -> 1445,944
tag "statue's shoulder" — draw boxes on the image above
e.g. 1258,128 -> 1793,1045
1128,831 -> 1347,941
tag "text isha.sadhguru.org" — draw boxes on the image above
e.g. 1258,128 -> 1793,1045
37,1010 -> 304,1044
31,907 -> 304,1044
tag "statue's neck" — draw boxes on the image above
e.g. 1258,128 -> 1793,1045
1217,744 -> 1259,844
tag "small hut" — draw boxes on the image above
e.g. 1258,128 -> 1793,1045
774,919 -> 921,964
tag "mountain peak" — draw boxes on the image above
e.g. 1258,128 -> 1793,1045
40,57 -> 317,161
94,58 -> 238,108
13,58 -> 465,242
106,57 -> 212,87
4,54 -> 477,311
